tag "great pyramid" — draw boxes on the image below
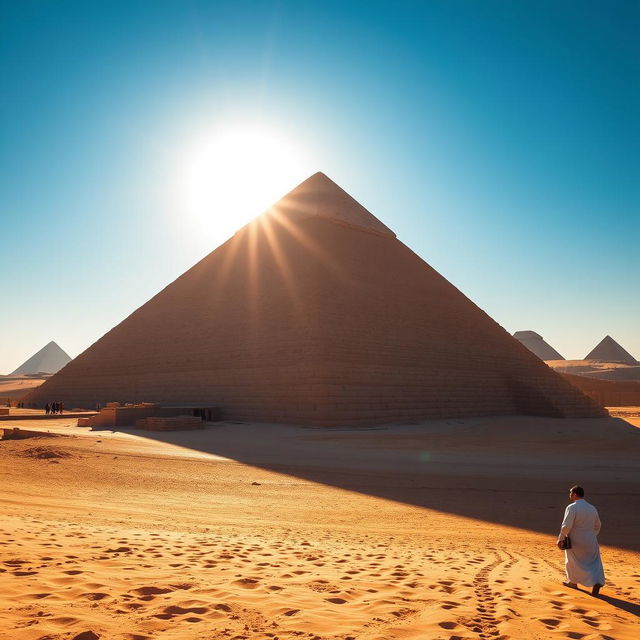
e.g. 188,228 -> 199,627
513,331 -> 565,361
585,336 -> 638,365
11,341 -> 71,375
26,173 -> 604,423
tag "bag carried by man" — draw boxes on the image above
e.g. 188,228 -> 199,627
558,536 -> 571,550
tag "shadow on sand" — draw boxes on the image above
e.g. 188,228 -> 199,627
597,593 -> 640,617
565,586 -> 640,617
107,414 -> 640,552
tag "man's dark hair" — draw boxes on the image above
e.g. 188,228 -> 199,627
570,485 -> 585,497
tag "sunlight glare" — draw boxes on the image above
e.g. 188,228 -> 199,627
182,123 -> 309,242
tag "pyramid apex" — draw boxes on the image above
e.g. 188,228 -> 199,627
268,172 -> 396,239
288,171 -> 335,191
308,170 -> 330,180
289,171 -> 351,191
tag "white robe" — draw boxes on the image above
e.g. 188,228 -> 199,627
560,499 -> 605,587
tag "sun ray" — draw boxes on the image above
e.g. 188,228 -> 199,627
259,214 -> 301,309
266,199 -> 346,280
246,218 -> 261,324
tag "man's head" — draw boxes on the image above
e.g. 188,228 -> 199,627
569,485 -> 585,501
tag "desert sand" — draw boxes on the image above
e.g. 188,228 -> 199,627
1,412 -> 639,640
0,376 -> 47,402
548,360 -> 640,382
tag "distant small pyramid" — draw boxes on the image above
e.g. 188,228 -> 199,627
513,331 -> 565,360
585,336 -> 638,365
11,341 -> 72,375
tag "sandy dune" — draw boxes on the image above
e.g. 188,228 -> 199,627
0,376 -> 47,402
1,413 -> 639,640
548,360 -> 640,382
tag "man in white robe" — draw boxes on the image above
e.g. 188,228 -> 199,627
557,485 -> 605,596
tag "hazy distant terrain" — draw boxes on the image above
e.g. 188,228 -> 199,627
0,375 -> 47,401
548,360 -> 640,382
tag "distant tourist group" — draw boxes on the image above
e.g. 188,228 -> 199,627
45,401 -> 64,415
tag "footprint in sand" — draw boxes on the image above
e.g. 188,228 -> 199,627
438,621 -> 458,630
434,580 -> 456,594
162,604 -> 208,616
233,577 -> 260,588
81,592 -> 110,600
539,617 -> 560,629
583,617 -> 612,631
133,585 -> 173,596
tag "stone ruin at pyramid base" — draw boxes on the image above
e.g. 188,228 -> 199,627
80,403 -> 221,429
25,173 -> 606,425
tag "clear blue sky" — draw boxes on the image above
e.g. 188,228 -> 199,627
1,0 -> 638,373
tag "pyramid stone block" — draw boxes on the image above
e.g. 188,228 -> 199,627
25,173 -> 605,423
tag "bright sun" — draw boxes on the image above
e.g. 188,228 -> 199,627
182,122 -> 310,241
